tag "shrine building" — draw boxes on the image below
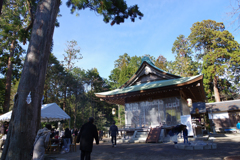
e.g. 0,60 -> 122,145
95,56 -> 206,129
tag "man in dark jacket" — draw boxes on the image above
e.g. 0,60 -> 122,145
109,121 -> 118,147
183,125 -> 188,144
77,117 -> 99,160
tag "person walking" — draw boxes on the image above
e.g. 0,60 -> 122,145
62,128 -> 72,153
32,124 -> 51,160
74,128 -> 79,136
77,117 -> 99,160
109,121 -> 118,147
99,130 -> 103,141
183,125 -> 188,144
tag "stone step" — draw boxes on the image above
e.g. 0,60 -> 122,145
128,139 -> 147,143
129,137 -> 147,142
133,137 -> 148,140
135,135 -> 148,138
116,139 -> 130,143
136,132 -> 149,135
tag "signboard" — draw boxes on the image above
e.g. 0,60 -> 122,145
208,112 -> 229,119
181,115 -> 194,136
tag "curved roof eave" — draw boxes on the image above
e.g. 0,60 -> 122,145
120,61 -> 181,89
95,74 -> 203,98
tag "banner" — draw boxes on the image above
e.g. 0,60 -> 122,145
181,115 -> 194,136
208,112 -> 229,119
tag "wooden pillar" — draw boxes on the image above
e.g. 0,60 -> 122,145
118,105 -> 120,126
144,102 -> 146,127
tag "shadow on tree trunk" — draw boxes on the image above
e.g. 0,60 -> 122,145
1,0 -> 60,159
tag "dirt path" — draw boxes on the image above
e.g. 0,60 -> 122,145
45,134 -> 240,160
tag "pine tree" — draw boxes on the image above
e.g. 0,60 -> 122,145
172,35 -> 200,77
188,20 -> 240,102
2,1 -> 143,158
0,0 -> 35,113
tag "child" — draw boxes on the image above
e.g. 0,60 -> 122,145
183,125 -> 188,144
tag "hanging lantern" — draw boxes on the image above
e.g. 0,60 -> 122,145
112,108 -> 116,115
187,98 -> 192,107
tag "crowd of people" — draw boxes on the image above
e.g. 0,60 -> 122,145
32,117 -> 116,160
6,119 -> 240,160
32,125 -> 81,160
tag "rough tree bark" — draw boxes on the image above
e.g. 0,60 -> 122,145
213,76 -> 221,102
3,37 -> 16,113
1,0 -> 60,159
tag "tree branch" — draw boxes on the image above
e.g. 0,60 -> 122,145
22,0 -> 34,45
26,0 -> 34,31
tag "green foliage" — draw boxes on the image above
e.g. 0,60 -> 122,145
66,0 -> 143,25
188,20 -> 240,101
95,111 -> 107,130
62,40 -> 82,71
0,43 -> 25,80
108,68 -> 121,89
0,0 -> 35,45
155,55 -> 167,71
165,61 -> 175,74
171,35 -> 201,77
113,105 -> 125,128
109,53 -> 141,88
0,79 -> 5,112
43,54 -> 115,130
0,0 -> 36,112
9,80 -> 19,111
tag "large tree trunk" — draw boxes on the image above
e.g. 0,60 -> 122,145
1,0 -> 60,159
213,76 -> 220,102
3,37 -> 15,113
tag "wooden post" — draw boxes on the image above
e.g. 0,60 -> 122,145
118,105 -> 120,127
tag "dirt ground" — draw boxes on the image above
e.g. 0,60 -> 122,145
45,134 -> 240,160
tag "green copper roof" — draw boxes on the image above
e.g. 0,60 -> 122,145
140,56 -> 180,77
141,56 -> 155,66
96,74 -> 202,96
120,56 -> 180,89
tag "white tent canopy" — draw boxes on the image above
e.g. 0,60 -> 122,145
0,103 -> 70,122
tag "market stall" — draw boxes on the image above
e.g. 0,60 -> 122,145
0,103 -> 70,122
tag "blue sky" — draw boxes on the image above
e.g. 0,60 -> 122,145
51,0 -> 239,79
